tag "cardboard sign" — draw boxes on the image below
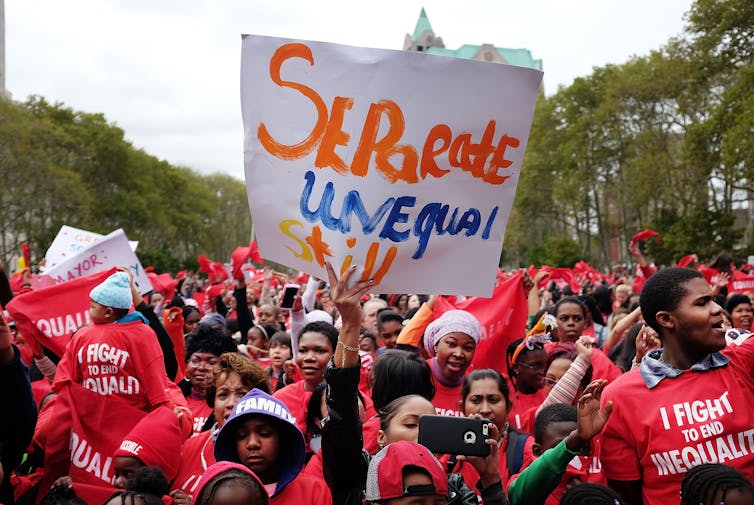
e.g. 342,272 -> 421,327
44,229 -> 152,294
240,35 -> 542,296
45,225 -> 139,270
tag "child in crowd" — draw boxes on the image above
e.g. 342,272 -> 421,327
53,271 -> 173,411
213,388 -> 330,505
267,331 -> 294,391
105,467 -> 170,505
680,463 -> 754,505
191,462 -> 269,505
112,407 -> 183,489
510,398 -> 605,505
375,310 -> 403,354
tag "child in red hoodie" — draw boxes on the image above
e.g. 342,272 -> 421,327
213,389 -> 330,505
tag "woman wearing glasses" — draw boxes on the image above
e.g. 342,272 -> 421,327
505,335 -> 548,434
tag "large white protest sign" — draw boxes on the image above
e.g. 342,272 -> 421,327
45,225 -> 139,270
241,35 -> 542,296
44,229 -> 152,295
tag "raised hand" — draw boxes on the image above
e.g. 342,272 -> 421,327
574,380 -> 612,445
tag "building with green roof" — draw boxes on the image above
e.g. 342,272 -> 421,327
403,8 -> 542,72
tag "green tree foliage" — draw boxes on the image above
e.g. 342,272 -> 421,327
0,97 -> 251,271
505,0 -> 754,268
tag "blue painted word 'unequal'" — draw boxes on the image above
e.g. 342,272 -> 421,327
299,170 -> 499,259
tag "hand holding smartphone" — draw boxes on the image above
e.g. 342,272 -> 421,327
280,283 -> 300,309
418,415 -> 491,457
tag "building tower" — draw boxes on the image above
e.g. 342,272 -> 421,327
403,8 -> 542,74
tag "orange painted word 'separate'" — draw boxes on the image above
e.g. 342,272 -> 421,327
257,43 -> 522,186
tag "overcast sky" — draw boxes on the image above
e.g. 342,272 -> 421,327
6,0 -> 694,180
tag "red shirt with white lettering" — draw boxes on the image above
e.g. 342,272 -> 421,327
432,380 -> 464,417
600,339 -> 754,505
54,321 -> 170,411
185,397 -> 212,436
172,429 -> 215,496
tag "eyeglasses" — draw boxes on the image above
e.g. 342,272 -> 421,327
543,377 -> 558,386
517,362 -> 544,372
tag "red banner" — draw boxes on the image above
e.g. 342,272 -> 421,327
40,382 -> 146,504
6,268 -> 118,357
433,270 -> 528,373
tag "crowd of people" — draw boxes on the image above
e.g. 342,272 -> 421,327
1,245 -> 754,505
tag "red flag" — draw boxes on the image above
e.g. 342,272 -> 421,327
147,272 -> 178,301
573,261 -> 603,283
540,266 -> 582,293
230,241 -> 264,279
6,268 -> 118,357
39,382 -> 146,503
432,270 -> 528,373
197,254 -> 229,282
675,254 -> 698,268
630,229 -> 661,246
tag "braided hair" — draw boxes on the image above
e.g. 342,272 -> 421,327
681,463 -> 754,505
559,483 -> 624,504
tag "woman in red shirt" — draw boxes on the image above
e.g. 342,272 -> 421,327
422,310 -> 483,417
273,321 -> 336,436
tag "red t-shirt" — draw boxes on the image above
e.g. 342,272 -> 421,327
301,450 -> 324,481
507,382 -> 546,434
432,380 -> 464,417
271,473 -> 331,505
172,430 -> 215,496
185,396 -> 213,436
53,321 -> 170,411
600,339 -> 754,505
273,380 -> 312,437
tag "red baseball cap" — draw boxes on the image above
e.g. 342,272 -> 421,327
365,441 -> 448,501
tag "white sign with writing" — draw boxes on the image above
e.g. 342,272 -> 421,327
44,229 -> 152,295
241,35 -> 542,296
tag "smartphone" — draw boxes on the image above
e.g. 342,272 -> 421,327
418,415 -> 491,457
280,283 -> 300,309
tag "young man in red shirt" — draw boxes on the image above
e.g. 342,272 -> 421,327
600,267 -> 754,505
